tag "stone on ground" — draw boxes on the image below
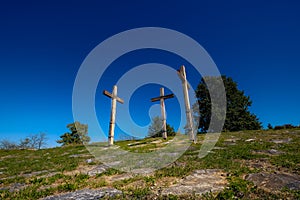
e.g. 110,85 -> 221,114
43,188 -> 122,200
87,165 -> 109,176
270,138 -> 292,144
162,169 -> 227,196
246,172 -> 300,191
252,149 -> 283,156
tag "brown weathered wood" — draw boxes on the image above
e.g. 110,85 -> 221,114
103,85 -> 124,146
103,90 -> 124,104
177,67 -> 190,90
151,94 -> 174,102
177,65 -> 196,143
160,88 -> 167,139
151,87 -> 174,139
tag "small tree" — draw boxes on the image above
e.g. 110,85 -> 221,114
267,123 -> 273,130
19,138 -> 30,149
0,133 -> 47,150
19,132 -> 47,149
148,116 -> 162,137
0,139 -> 17,150
166,124 -> 176,137
57,122 -> 90,145
28,134 -> 39,149
35,132 -> 47,149
148,116 -> 176,138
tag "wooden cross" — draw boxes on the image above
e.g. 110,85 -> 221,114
151,87 -> 174,139
103,85 -> 124,146
177,65 -> 196,143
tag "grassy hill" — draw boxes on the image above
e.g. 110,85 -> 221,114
0,129 -> 299,199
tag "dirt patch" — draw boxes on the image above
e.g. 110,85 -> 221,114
87,165 -> 109,176
240,158 -> 294,174
106,173 -> 134,182
121,179 -> 147,190
150,140 -> 163,144
0,155 -> 18,159
63,164 -> 108,176
155,177 -> 179,189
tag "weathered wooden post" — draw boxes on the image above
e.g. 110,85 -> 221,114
103,85 -> 124,146
151,87 -> 174,139
177,65 -> 196,143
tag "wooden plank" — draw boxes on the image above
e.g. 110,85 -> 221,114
151,87 -> 174,139
108,86 -> 117,146
160,88 -> 167,139
103,90 -> 124,104
151,96 -> 162,102
103,90 -> 113,98
104,85 -> 124,146
116,97 -> 124,104
178,65 -> 195,143
162,94 -> 175,99
151,97 -> 161,102
151,94 -> 174,102
177,66 -> 190,90
177,70 -> 185,82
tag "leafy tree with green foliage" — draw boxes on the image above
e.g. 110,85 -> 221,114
57,122 -> 90,145
148,116 -> 176,137
194,75 -> 262,132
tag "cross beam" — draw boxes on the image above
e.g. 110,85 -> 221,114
151,87 -> 174,139
151,94 -> 174,102
177,65 -> 196,143
103,90 -> 124,104
103,85 -> 124,146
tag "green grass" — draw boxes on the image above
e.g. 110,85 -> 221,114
0,129 -> 300,199
0,145 -> 92,178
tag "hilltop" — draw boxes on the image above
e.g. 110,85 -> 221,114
0,129 -> 299,199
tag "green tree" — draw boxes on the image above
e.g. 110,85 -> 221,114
148,116 -> 176,138
194,75 -> 262,132
57,122 -> 90,145
166,124 -> 176,137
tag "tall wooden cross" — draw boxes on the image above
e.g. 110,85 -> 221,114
103,85 -> 124,146
177,65 -> 196,143
151,87 -> 174,139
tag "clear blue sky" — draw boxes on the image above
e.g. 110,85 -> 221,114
0,0 -> 299,147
